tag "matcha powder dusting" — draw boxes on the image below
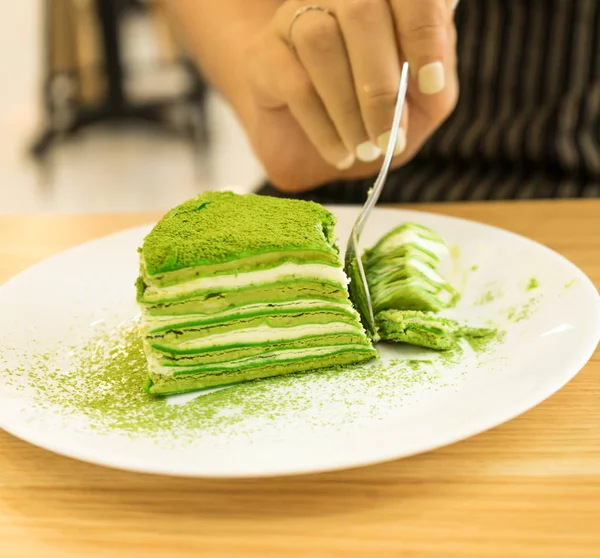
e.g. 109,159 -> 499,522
2,319 -> 504,446
526,277 -> 540,291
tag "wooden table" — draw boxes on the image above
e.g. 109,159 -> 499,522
1,201 -> 599,558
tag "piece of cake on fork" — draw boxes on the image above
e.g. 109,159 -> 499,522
364,222 -> 459,313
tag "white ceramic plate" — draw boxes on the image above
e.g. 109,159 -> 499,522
1,207 -> 599,477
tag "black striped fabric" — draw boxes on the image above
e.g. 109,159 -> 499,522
260,0 -> 600,203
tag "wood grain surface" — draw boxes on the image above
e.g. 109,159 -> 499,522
1,201 -> 599,558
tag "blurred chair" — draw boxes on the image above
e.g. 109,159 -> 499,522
32,0 -> 209,160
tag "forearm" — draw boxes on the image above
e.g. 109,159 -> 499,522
167,0 -> 279,124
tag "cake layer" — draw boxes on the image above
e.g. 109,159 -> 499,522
150,344 -> 373,376
369,278 -> 455,313
146,307 -> 360,339
142,299 -> 353,332
370,286 -> 455,313
145,348 -> 376,395
141,191 -> 337,275
153,332 -> 372,366
367,255 -> 447,286
138,279 -> 348,312
364,222 -> 448,264
140,262 -> 348,303
149,321 -> 363,353
377,310 -> 494,350
143,249 -> 340,288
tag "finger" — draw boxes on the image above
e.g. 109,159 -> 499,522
286,74 -> 356,170
377,105 -> 409,158
246,24 -> 354,169
244,18 -> 295,109
391,0 -> 453,95
285,7 -> 379,162
403,19 -> 459,155
281,57 -> 355,169
405,17 -> 459,124
336,0 -> 404,150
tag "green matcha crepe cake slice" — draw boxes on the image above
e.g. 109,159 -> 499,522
136,191 -> 377,395
364,222 -> 458,314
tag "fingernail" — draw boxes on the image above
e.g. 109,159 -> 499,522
452,0 -> 460,10
377,127 -> 407,156
418,61 -> 445,95
336,153 -> 356,170
356,140 -> 382,162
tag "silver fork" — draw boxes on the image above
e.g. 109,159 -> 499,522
344,62 -> 410,340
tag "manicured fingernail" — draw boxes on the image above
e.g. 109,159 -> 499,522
418,61 -> 445,95
335,153 -> 356,170
356,140 -> 381,162
452,0 -> 460,9
377,127 -> 407,156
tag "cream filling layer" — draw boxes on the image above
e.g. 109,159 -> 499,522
406,257 -> 445,284
142,262 -> 348,301
434,288 -> 455,304
141,299 -> 354,331
376,277 -> 454,304
150,344 -> 369,375
382,230 -> 449,258
161,322 -> 361,351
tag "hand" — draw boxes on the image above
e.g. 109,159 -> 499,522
243,0 -> 459,192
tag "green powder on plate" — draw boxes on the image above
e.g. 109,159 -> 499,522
526,277 -> 539,291
2,317 -> 505,443
505,296 -> 541,322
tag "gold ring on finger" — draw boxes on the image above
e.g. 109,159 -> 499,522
287,5 -> 335,52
